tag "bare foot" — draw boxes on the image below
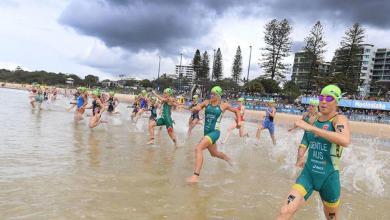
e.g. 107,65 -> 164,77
225,157 -> 233,166
186,175 -> 199,183
147,139 -> 154,145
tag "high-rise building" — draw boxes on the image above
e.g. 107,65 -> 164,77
175,65 -> 195,85
357,44 -> 376,96
331,44 -> 376,97
291,51 -> 331,92
370,48 -> 390,96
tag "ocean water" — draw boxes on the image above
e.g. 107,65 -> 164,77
0,88 -> 389,219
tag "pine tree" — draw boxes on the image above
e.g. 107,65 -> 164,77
333,23 -> 365,94
303,21 -> 327,92
261,19 -> 292,81
232,46 -> 243,84
212,48 -> 223,81
192,49 -> 202,81
200,51 -> 210,80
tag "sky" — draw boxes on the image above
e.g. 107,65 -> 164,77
0,0 -> 390,80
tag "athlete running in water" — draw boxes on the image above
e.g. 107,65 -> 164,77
148,97 -> 163,140
277,85 -> 351,220
147,88 -> 179,147
186,95 -> 203,138
88,89 -> 106,128
29,85 -> 39,108
67,87 -> 81,112
134,90 -> 149,123
75,87 -> 88,121
288,99 -> 320,132
186,86 -> 242,183
221,97 -> 249,144
106,92 -> 120,114
256,100 -> 276,145
34,86 -> 44,109
131,95 -> 140,121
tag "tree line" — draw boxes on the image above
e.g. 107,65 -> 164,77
188,19 -> 368,97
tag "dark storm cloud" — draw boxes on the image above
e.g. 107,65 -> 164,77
59,0 -> 261,55
59,0 -> 389,57
268,0 -> 390,28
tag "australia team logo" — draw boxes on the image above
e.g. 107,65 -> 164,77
322,124 -> 329,130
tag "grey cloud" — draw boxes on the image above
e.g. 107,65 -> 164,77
59,0 -> 262,55
291,41 -> 305,53
268,0 -> 390,28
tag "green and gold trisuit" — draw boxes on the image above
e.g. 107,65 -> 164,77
156,102 -> 174,129
294,115 -> 343,208
204,103 -> 223,144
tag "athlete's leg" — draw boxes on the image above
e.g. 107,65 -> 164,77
207,144 -> 232,165
187,117 -> 194,137
134,109 -> 145,122
269,124 -> 276,145
186,137 -> 212,183
221,122 -> 237,144
147,120 -> 157,144
167,127 -> 177,147
323,205 -> 339,220
255,124 -> 265,145
277,189 -> 306,220
238,122 -> 249,138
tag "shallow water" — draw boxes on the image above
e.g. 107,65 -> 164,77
0,88 -> 389,219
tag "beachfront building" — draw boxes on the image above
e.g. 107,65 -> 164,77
331,44 -> 376,97
175,65 -> 195,85
370,48 -> 390,96
291,51 -> 331,93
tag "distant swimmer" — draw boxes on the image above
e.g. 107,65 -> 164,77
133,90 -> 150,123
67,87 -> 81,112
221,97 -> 249,144
288,99 -> 320,132
147,88 -> 180,147
277,85 -> 351,220
29,84 -> 39,108
186,86 -> 242,183
106,91 -> 120,114
130,94 -> 140,122
256,100 -> 276,145
75,87 -> 88,121
186,95 -> 203,138
88,89 -> 106,128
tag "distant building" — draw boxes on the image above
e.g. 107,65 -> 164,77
175,65 -> 195,85
291,51 -> 331,92
101,80 -> 119,88
331,44 -> 376,97
370,48 -> 390,96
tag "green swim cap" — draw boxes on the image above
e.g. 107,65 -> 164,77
109,91 -> 115,96
238,97 -> 245,102
193,94 -> 199,100
321,84 -> 341,103
309,99 -> 319,106
211,86 -> 223,96
92,89 -> 101,96
141,89 -> 147,95
164,88 -> 173,96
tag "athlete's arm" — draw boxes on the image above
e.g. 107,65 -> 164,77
223,103 -> 242,127
270,107 -> 276,117
191,100 -> 208,112
295,115 -> 351,147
